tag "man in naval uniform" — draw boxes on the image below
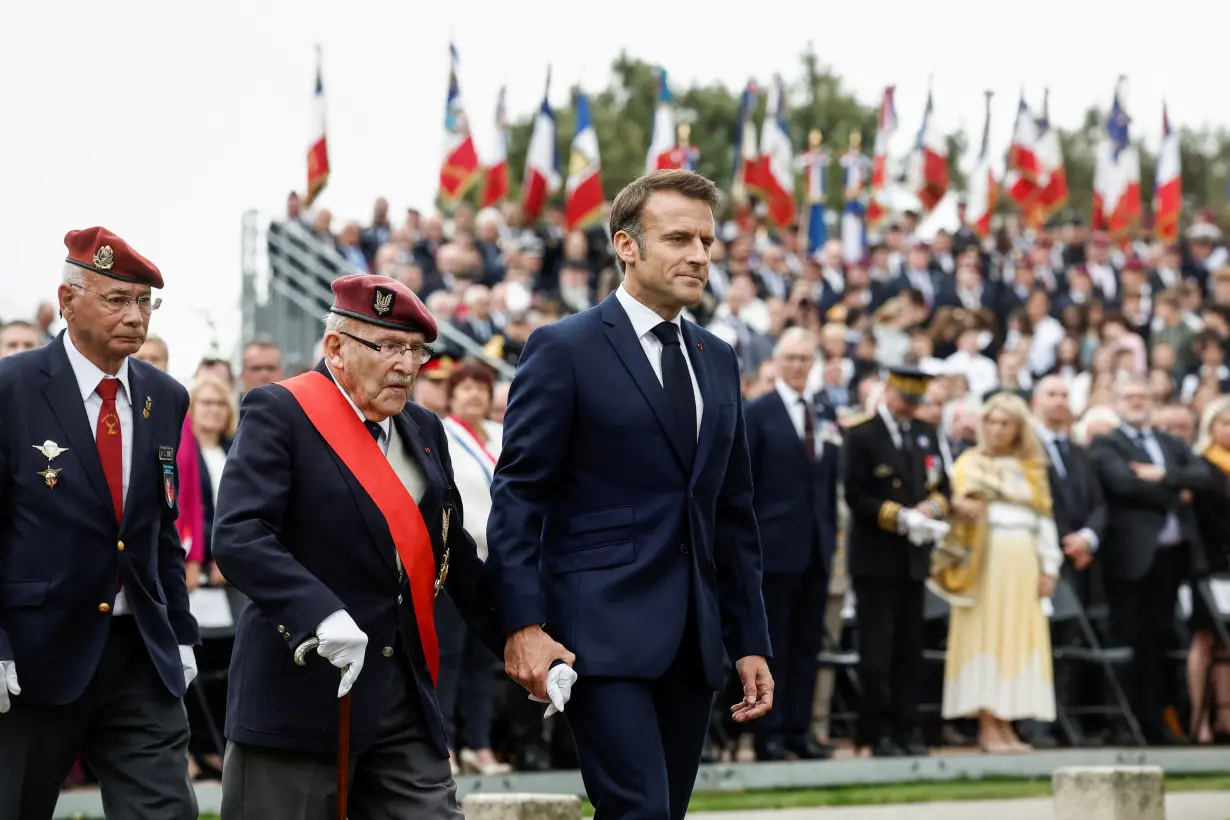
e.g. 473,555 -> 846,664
842,365 -> 950,758
213,274 -> 574,819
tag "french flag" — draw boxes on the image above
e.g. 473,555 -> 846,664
1028,89 -> 1069,228
1099,80 -> 1141,240
438,43 -> 482,204
731,82 -> 760,206
305,46 -> 329,208
565,92 -> 604,231
800,131 -> 829,254
911,88 -> 948,213
1153,103 -> 1181,243
1004,94 -> 1040,209
521,70 -> 559,223
965,91 -> 997,240
480,86 -> 509,208
840,134 -> 868,263
866,86 -> 896,233
646,68 -> 680,173
757,75 -> 797,229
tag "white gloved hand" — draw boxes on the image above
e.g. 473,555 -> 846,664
897,508 -> 925,542
528,663 -> 578,717
315,610 -> 368,698
0,661 -> 19,714
179,645 -> 199,688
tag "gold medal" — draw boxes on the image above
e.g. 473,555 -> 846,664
143,396 -> 152,419
38,467 -> 61,488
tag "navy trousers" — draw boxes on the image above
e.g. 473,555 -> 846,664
565,619 -> 715,820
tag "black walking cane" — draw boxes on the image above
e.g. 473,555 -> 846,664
296,637 -> 350,820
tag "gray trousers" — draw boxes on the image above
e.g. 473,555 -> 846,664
221,655 -> 462,820
0,616 -> 196,820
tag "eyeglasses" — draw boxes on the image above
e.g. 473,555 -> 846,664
72,284 -> 162,314
340,331 -> 434,364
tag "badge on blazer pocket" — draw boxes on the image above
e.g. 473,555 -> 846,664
159,446 -> 176,508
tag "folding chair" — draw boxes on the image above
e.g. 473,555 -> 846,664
915,587 -> 950,721
816,618 -> 862,740
1049,577 -> 1146,747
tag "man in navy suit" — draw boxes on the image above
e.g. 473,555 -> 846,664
744,327 -> 838,761
212,274 -> 574,819
488,170 -> 773,820
0,227 -> 199,819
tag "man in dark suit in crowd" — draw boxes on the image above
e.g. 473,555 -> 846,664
489,170 -> 773,820
843,366 -> 950,757
1027,375 -> 1107,747
745,327 -> 839,762
213,274 -> 574,819
1091,374 -> 1210,744
0,227 -> 199,819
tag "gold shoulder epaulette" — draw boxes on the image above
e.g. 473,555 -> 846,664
839,410 -> 874,429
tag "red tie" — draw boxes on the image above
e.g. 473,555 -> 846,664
95,379 -> 124,523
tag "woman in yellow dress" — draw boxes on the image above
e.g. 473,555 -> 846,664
935,392 -> 1063,753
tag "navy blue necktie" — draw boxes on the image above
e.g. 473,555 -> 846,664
650,321 -> 696,469
364,420 -> 383,445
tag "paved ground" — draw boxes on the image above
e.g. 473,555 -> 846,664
689,791 -> 1230,820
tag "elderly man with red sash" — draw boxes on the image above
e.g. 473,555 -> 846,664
212,274 -> 575,819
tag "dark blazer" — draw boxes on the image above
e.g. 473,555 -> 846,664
843,411 -> 950,581
1190,458 -> 1230,577
744,389 -> 839,576
1045,438 -> 1108,548
487,293 -> 771,692
1091,426 -> 1211,581
198,437 -> 232,564
212,362 -> 501,757
0,333 -> 197,705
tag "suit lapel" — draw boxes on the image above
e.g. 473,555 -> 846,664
40,338 -> 112,512
122,365 -> 153,529
600,297 -> 688,470
682,321 -> 717,482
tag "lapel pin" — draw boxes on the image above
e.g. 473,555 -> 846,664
697,343 -> 704,350
38,466 -> 62,488
33,440 -> 69,461
425,446 -> 431,454
143,397 -> 152,419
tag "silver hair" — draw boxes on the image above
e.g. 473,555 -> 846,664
323,312 -> 352,336
62,262 -> 85,288
772,326 -> 817,360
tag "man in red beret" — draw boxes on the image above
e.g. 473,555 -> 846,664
0,227 -> 200,819
212,274 -> 575,818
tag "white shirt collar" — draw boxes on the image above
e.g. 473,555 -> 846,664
774,378 -> 807,408
615,283 -> 682,341
325,363 -> 391,440
62,331 -> 130,403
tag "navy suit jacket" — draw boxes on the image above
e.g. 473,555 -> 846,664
487,294 -> 771,692
212,362 -> 501,757
744,389 -> 838,576
0,333 -> 198,704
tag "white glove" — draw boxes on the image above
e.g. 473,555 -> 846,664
0,661 -> 19,714
316,610 -> 368,698
897,508 -> 927,545
179,645 -> 198,688
528,662 -> 577,717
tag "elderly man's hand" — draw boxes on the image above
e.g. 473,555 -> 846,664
505,625 -> 576,700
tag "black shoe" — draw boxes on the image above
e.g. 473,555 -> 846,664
895,729 -> 929,756
1020,727 -> 1059,749
785,736 -> 835,760
754,739 -> 790,762
517,744 -> 552,771
870,737 -> 905,757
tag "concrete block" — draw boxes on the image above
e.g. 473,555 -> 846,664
461,792 -> 583,820
1052,766 -> 1166,820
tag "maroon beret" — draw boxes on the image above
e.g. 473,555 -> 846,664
330,273 -> 437,342
64,226 -> 164,289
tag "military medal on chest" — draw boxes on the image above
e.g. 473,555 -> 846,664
33,440 -> 69,488
434,507 -> 451,598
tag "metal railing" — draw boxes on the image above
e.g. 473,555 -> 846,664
240,213 -> 514,378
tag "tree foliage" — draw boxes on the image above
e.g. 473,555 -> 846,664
499,49 -> 1230,229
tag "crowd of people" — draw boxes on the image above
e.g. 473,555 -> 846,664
33,186 -> 1230,795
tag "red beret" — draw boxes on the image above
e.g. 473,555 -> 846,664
330,274 -> 437,342
64,226 -> 164,289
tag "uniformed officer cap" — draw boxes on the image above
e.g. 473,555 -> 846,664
883,365 -> 934,405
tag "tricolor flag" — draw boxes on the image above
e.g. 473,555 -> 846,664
565,92 -> 604,231
730,81 -> 760,225
438,43 -> 482,205
521,70 -> 560,223
646,68 -> 680,173
1004,94 -> 1040,209
1153,102 -> 1181,243
305,46 -> 329,208
480,86 -> 509,208
866,86 -> 897,233
756,75 -> 797,229
965,91 -> 997,240
1026,89 -> 1069,228
840,132 -> 869,263
1094,79 -> 1141,240
910,88 -> 949,213
676,123 -> 700,171
799,130 -> 829,254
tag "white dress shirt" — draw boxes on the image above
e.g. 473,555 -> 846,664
615,284 -> 703,437
774,379 -> 821,459
63,332 -> 134,615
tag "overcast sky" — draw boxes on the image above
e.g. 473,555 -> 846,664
3,0 -> 1226,383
